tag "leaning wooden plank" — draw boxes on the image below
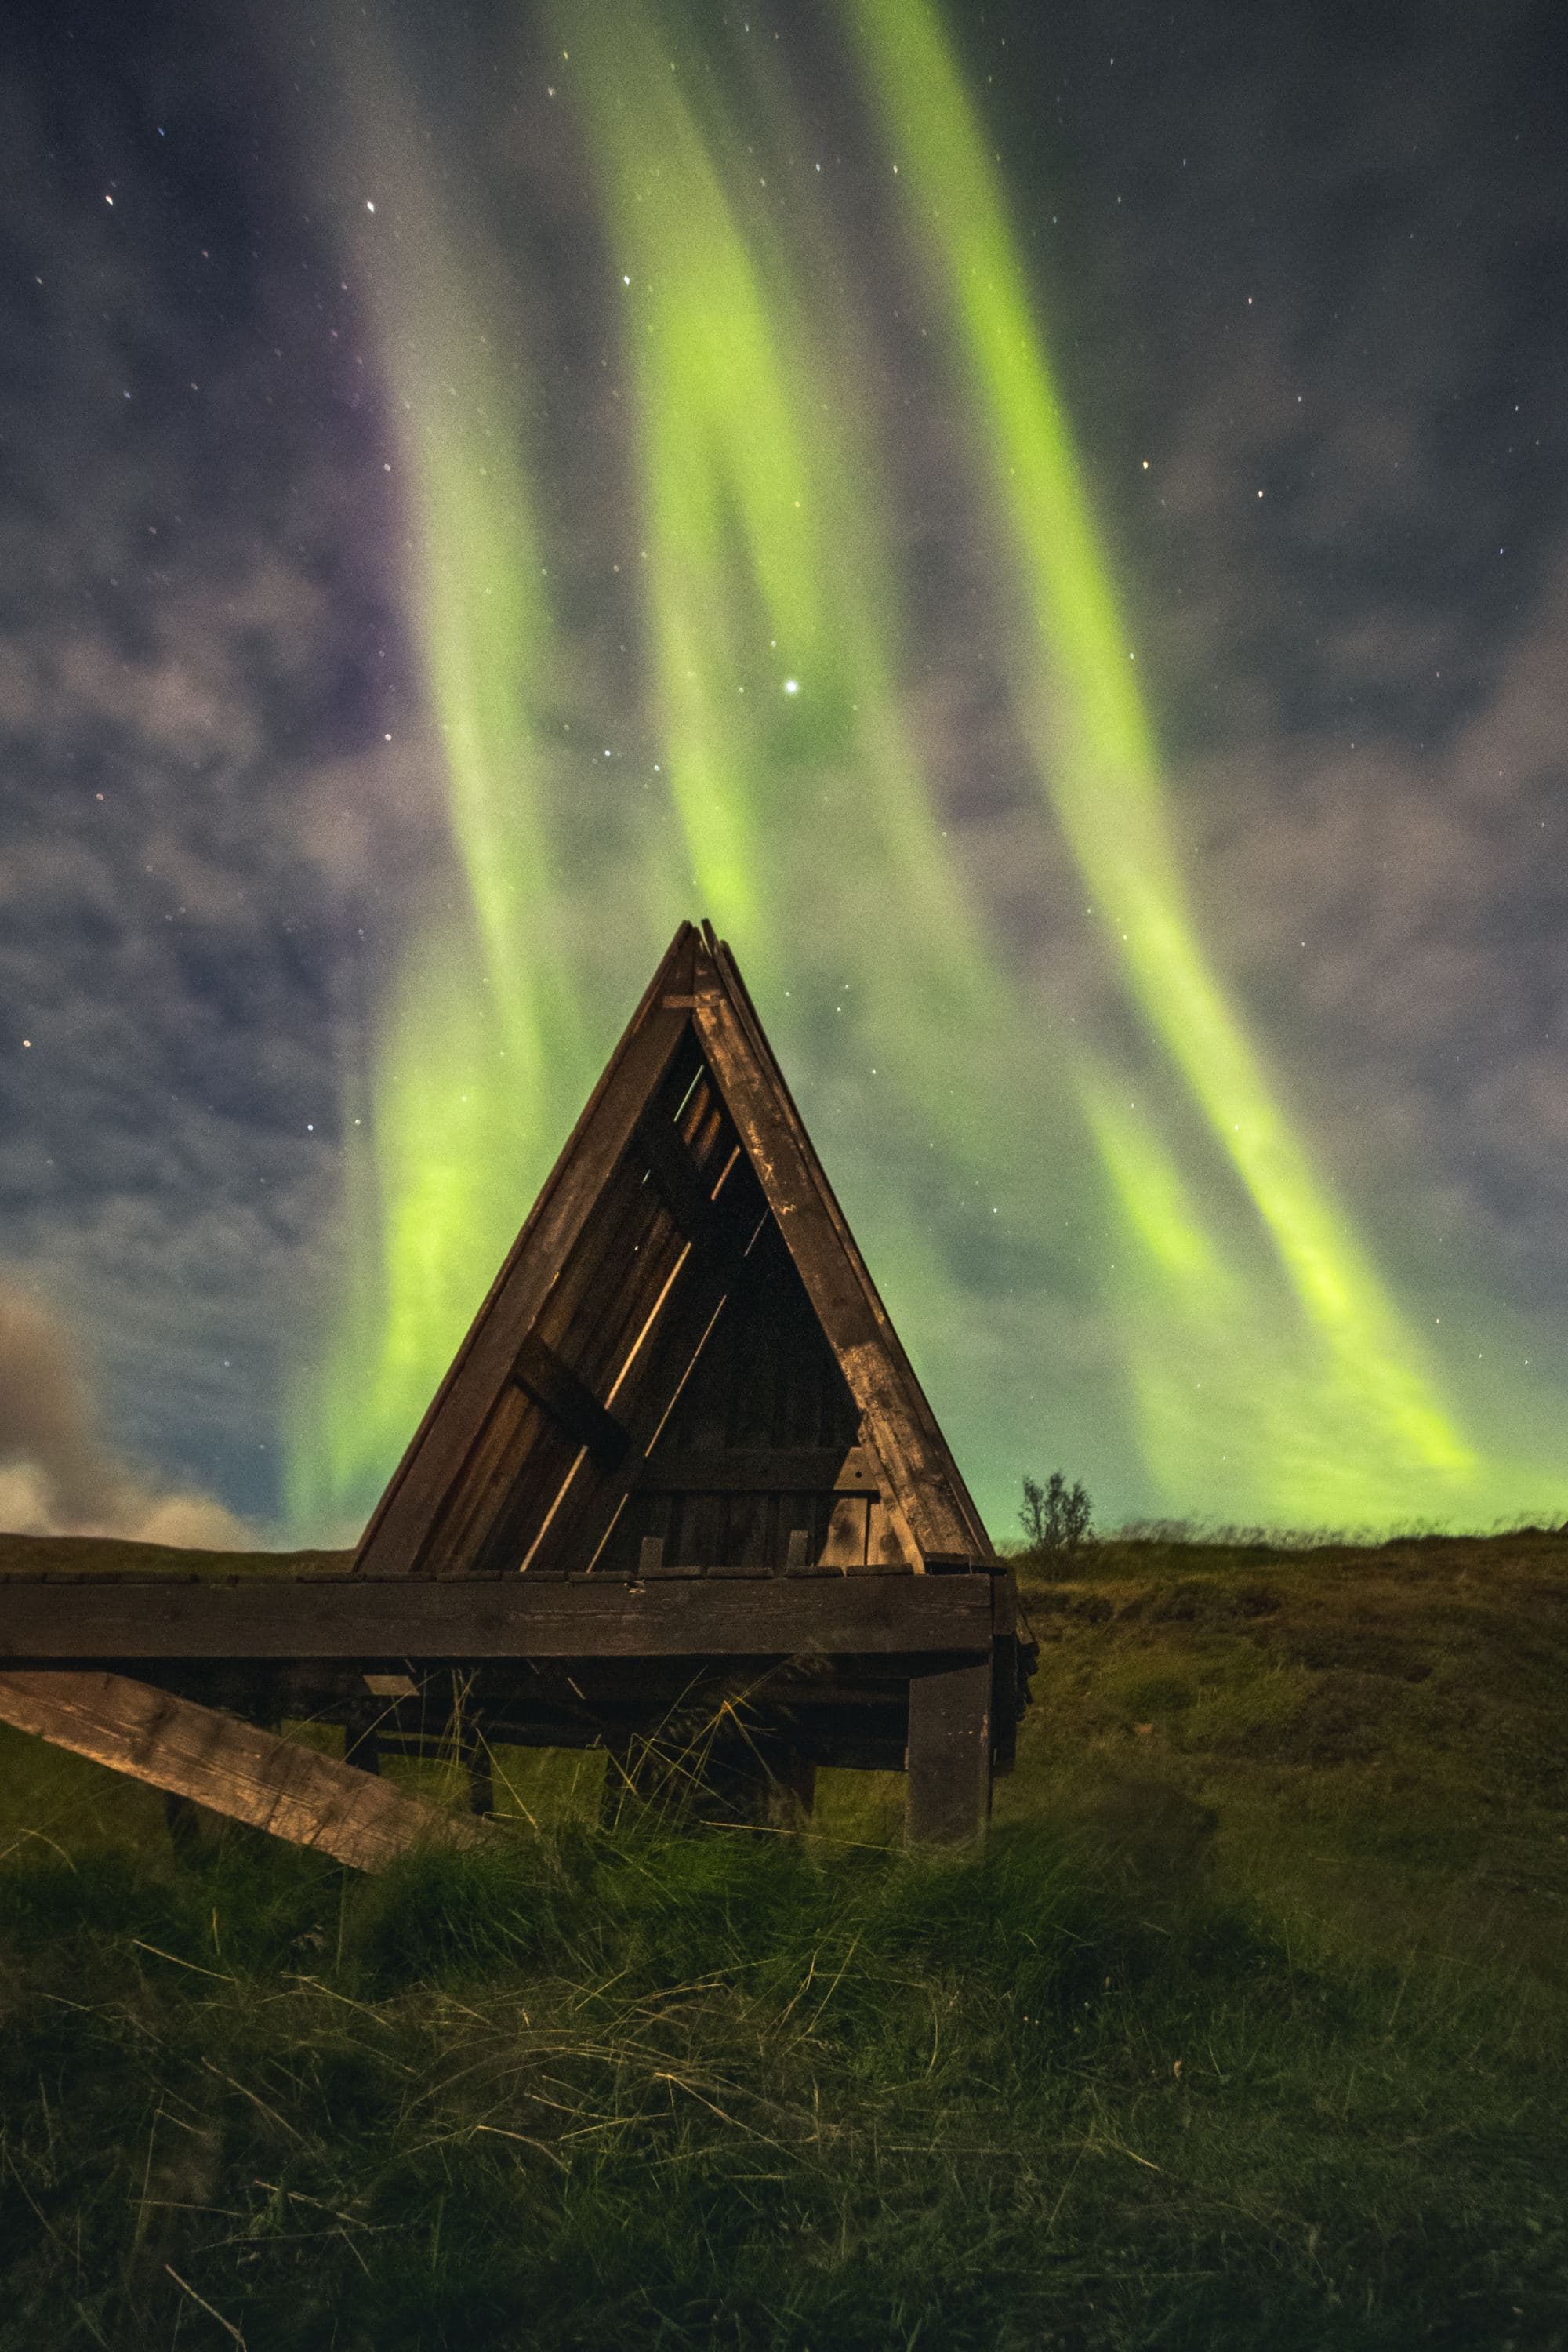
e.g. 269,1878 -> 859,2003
0,1570 -> 994,1659
0,1669 -> 485,1871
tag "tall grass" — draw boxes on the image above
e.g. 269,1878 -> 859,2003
4,1528 -> 1567,2347
2,1804 -> 1563,2349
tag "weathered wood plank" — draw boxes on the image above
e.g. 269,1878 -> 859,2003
426,1057 -> 714,1579
820,1493 -> 870,1566
419,1384 -> 564,1580
0,1572 -> 994,1660
354,926 -> 699,1577
526,1195 -> 768,1579
542,1047 -> 727,1403
0,1670 -> 485,1871
702,930 -> 995,1567
633,1101 -> 739,1265
905,1660 -> 993,1844
691,979 -> 971,1570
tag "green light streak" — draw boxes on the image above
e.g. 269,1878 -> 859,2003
287,2 -> 1566,1541
848,0 -> 1483,1517
286,44 -> 594,1530
1076,1051 -> 1426,1521
553,0 -> 989,1049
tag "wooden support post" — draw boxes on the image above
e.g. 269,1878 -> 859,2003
905,1661 -> 991,1845
0,1669 -> 487,1873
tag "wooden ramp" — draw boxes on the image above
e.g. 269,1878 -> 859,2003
0,922 -> 1033,1861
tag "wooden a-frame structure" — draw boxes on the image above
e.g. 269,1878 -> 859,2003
0,923 -> 1033,1857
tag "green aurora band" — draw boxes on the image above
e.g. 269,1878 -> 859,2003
289,1 -> 1568,1539
550,0 -> 996,1049
844,0 -> 1568,1526
289,42 -> 597,1523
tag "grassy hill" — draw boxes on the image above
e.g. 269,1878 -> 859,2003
2,1530 -> 1565,2349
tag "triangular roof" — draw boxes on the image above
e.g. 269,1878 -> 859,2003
353,921 -> 994,1581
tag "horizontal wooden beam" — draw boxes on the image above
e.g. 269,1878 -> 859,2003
632,1445 -> 880,1495
0,1669 -> 485,1871
0,1571 -> 996,1662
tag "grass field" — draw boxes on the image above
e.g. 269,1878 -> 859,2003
2,1530 -> 1566,2348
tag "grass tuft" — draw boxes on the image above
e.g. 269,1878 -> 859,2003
2,1527 -> 1566,2347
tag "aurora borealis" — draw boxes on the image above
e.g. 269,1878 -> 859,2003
4,0 -> 1568,1543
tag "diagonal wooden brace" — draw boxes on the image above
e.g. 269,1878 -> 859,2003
0,1668 -> 487,1873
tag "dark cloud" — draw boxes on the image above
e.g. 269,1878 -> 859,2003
0,1279 -> 249,1542
0,2 -> 432,1523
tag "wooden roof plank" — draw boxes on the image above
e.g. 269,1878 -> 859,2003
689,951 -> 987,1566
706,928 -> 993,1560
353,924 -> 698,1575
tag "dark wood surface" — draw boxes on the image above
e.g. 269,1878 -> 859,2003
630,1446 -> 878,1494
0,1570 -> 998,1659
345,920 -> 1000,1592
633,1099 -> 743,1272
521,1167 -> 772,1577
906,1660 -> 993,1843
692,967 -> 972,1570
513,1332 -> 630,1469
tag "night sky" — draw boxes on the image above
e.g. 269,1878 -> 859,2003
3,0 -> 1567,1548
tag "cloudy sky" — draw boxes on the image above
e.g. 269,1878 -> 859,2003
2,0 -> 1566,1545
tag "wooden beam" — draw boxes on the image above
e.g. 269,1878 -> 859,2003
513,1334 -> 630,1470
354,926 -> 699,1576
703,932 -> 996,1568
0,1669 -> 485,1872
633,1104 -> 736,1263
905,1660 -> 992,1844
519,1181 -> 768,1578
0,1570 -> 996,1661
691,978 -> 972,1571
633,1445 -> 878,1494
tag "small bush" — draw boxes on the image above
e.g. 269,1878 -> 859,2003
1019,1468 -> 1093,1555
